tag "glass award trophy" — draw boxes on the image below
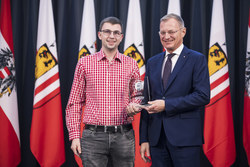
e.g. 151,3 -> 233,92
134,76 -> 152,108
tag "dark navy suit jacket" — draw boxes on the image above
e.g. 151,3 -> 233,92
140,46 -> 210,147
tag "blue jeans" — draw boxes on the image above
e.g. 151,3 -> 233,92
80,128 -> 135,167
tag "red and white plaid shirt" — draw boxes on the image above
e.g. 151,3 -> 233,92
66,49 -> 142,140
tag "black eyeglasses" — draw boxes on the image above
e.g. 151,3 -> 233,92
159,28 -> 183,36
100,29 -> 122,37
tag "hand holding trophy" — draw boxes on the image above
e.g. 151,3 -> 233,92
134,76 -> 152,109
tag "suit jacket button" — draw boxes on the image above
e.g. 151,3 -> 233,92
162,97 -> 165,99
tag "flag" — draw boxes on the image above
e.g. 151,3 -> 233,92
76,0 -> 97,166
78,0 -> 97,60
124,0 -> 149,166
0,0 -> 21,166
167,0 -> 181,15
243,8 -> 250,166
30,0 -> 65,166
124,0 -> 145,80
203,0 -> 236,166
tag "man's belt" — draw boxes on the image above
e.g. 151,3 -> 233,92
85,124 -> 133,133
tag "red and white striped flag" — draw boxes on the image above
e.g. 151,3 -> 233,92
75,0 -> 96,166
0,67 -> 11,79
0,0 -> 21,166
243,8 -> 250,166
30,0 -> 65,166
124,0 -> 149,166
203,0 -> 236,166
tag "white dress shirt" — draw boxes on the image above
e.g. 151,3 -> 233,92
162,44 -> 184,78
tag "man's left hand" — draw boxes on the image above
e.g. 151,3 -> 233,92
143,100 -> 165,114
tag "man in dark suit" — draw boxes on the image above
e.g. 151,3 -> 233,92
139,13 -> 210,167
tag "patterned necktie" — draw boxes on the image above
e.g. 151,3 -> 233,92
162,53 -> 175,89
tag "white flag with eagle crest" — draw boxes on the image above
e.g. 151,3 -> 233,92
0,0 -> 21,166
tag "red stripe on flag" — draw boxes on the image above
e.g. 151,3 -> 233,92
33,87 -> 61,109
4,67 -> 11,75
140,73 -> 145,81
133,113 -> 152,167
30,94 -> 65,167
75,106 -> 86,167
207,86 -> 230,106
210,72 -> 229,90
243,9 -> 250,165
0,0 -> 13,52
0,71 -> 4,79
249,10 -> 250,27
34,72 -> 59,95
203,92 -> 236,167
0,107 -> 21,167
0,67 -> 11,79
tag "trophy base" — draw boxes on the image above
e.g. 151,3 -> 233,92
141,103 -> 151,106
139,103 -> 152,108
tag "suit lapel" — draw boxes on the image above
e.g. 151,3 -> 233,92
164,47 -> 190,93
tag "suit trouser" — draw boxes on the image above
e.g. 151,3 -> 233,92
150,127 -> 201,167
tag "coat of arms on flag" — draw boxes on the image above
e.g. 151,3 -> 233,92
35,43 -> 57,79
208,42 -> 227,76
78,44 -> 95,60
0,48 -> 15,97
124,44 -> 145,69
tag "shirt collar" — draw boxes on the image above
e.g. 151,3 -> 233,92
165,44 -> 184,57
97,49 -> 122,63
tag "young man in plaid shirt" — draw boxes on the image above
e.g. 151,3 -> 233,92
66,16 -> 142,167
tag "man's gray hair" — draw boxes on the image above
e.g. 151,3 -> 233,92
160,13 -> 185,28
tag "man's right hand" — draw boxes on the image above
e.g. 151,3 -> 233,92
126,103 -> 141,116
140,142 -> 151,163
71,138 -> 81,157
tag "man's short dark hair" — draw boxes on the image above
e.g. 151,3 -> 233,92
99,16 -> 123,32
